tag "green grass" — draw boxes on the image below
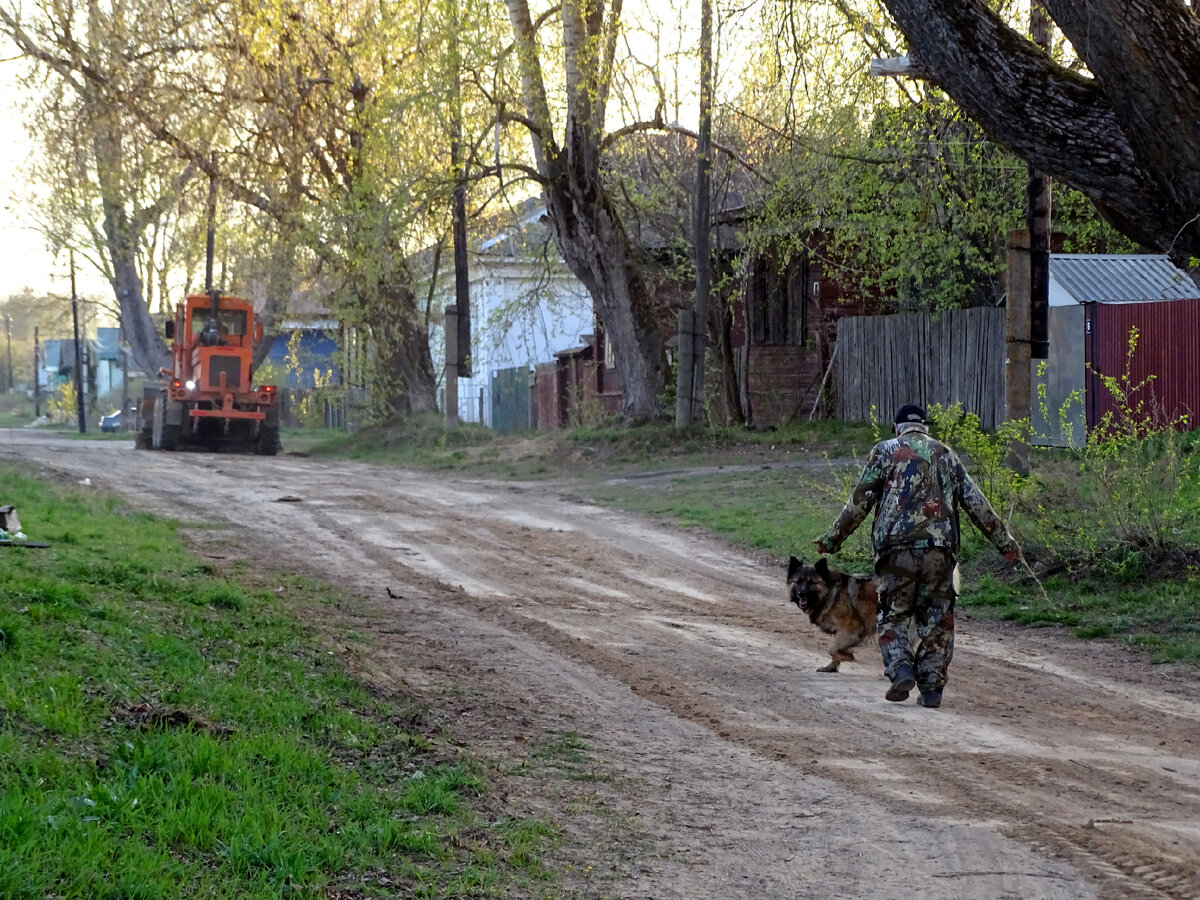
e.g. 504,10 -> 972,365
295,415 -> 874,480
968,573 -> 1200,664
0,392 -> 35,428
512,732 -> 605,785
299,415 -> 502,469
588,468 -> 856,560
0,463 -> 559,898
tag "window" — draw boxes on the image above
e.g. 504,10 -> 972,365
750,254 -> 809,345
190,308 -> 247,337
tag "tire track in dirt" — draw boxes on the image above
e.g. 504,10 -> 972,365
225,458 -> 1199,899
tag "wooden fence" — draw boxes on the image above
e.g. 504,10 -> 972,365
834,307 -> 1005,430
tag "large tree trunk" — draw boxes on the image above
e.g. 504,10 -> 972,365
542,175 -> 664,423
252,236 -> 294,372
369,270 -> 439,419
713,281 -> 745,426
95,133 -> 170,379
506,0 -> 665,423
878,0 -> 1200,265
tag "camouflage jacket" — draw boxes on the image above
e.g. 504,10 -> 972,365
819,425 -> 1018,560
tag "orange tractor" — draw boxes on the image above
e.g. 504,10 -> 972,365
136,292 -> 281,454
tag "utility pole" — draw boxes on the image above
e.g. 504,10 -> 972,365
71,251 -> 86,433
691,0 -> 713,425
120,325 -> 130,431
1004,3 -> 1053,474
450,2 -> 471,383
4,313 -> 12,392
1028,0 -> 1052,360
444,305 -> 459,426
1005,228 -> 1032,474
34,326 -> 40,417
678,0 -> 713,428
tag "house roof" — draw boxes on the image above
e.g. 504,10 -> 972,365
479,200 -> 548,257
42,340 -> 64,369
1050,254 -> 1200,304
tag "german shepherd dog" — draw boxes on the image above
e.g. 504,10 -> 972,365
787,556 -> 879,672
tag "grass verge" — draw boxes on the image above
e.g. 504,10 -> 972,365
296,416 -> 875,481
0,462 -> 559,899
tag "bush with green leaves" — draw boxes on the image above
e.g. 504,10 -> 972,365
1031,328 -> 1200,567
925,401 -> 1031,515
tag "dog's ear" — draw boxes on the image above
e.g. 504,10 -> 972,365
787,555 -> 802,579
815,557 -> 831,581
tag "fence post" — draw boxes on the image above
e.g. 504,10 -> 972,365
444,305 -> 458,426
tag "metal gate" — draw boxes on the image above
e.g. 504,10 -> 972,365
491,367 -> 531,434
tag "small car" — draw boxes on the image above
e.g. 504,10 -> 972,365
99,409 -> 123,433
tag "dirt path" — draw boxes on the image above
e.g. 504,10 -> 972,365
5,432 -> 1199,899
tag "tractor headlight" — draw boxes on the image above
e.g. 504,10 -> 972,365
185,380 -> 196,391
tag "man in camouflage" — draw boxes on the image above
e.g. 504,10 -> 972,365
814,404 -> 1020,708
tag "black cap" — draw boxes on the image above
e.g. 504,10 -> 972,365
894,404 -> 927,424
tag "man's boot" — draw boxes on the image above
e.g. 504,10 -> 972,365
917,688 -> 943,708
886,662 -> 917,702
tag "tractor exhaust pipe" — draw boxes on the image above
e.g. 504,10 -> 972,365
202,155 -> 221,345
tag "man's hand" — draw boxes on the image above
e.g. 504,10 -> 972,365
813,538 -> 833,556
1004,549 -> 1020,563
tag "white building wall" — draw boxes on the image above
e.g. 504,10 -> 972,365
434,260 -> 592,427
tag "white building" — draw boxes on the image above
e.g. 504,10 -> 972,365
427,203 -> 594,428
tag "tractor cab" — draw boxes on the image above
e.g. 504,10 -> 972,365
178,296 -> 260,350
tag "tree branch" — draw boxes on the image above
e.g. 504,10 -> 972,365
599,117 -> 771,187
497,106 -> 553,148
879,0 -> 1177,251
504,0 -> 560,176
477,161 -> 549,187
129,162 -> 198,234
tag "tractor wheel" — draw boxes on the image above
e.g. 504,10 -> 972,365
152,391 -> 179,451
254,423 -> 281,456
135,399 -> 153,449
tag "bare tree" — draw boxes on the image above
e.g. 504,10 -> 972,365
1,0 -> 465,418
503,0 -> 667,423
0,0 -> 203,377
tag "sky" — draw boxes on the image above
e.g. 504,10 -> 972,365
0,69 -> 57,298
0,55 -> 109,302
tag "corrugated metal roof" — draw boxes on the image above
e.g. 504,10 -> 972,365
1050,254 -> 1200,304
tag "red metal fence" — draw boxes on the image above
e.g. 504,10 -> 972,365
1086,298 -> 1200,431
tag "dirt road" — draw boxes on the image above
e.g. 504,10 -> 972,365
4,432 -> 1198,899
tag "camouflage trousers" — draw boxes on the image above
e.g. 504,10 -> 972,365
875,547 -> 959,690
